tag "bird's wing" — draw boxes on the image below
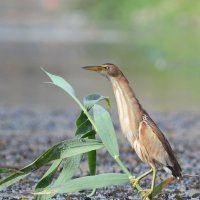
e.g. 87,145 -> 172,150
139,114 -> 182,177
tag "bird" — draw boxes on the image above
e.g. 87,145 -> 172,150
82,63 -> 182,199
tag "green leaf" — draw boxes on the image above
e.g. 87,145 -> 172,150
81,130 -> 96,138
87,134 -> 96,176
76,94 -> 111,136
83,94 -> 111,109
41,68 -> 76,98
42,69 -> 98,134
0,167 -> 18,174
76,111 -> 88,127
93,104 -> 119,157
152,177 -> 176,197
75,111 -> 96,181
36,160 -> 62,190
87,150 -> 96,176
35,159 -> 62,200
35,173 -> 129,195
76,118 -> 93,136
53,155 -> 81,186
35,155 -> 82,199
41,69 -> 97,135
0,138 -> 104,190
76,111 -> 95,138
42,68 -> 85,111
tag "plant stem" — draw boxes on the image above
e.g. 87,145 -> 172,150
76,100 -> 98,132
114,155 -> 150,200
114,155 -> 132,178
78,101 -> 149,200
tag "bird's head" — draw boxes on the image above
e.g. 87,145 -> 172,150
82,63 -> 121,79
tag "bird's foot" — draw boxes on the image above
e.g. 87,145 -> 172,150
139,188 -> 153,200
130,177 -> 141,188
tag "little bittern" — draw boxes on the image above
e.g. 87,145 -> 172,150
83,63 -> 182,199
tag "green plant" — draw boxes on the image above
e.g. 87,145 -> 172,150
0,69 -> 175,199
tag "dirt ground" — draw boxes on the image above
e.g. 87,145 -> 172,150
0,107 -> 199,199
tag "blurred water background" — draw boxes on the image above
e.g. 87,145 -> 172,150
0,0 -> 200,111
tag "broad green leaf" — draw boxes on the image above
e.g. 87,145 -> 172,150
76,111 -> 93,136
0,138 -> 104,190
36,155 -> 82,199
93,104 -> 119,157
53,155 -> 81,186
75,111 -> 96,182
76,119 -> 93,136
41,68 -> 76,98
76,111 -> 95,138
35,159 -> 62,200
76,94 -> 111,135
83,94 -> 111,109
36,160 -> 62,189
42,69 -> 98,134
152,177 -> 176,197
42,68 -> 85,112
42,70 -> 97,135
35,173 -> 129,195
76,111 -> 88,127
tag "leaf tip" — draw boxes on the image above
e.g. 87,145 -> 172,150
40,66 -> 46,73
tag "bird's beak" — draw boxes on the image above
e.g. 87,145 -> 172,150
82,65 -> 105,72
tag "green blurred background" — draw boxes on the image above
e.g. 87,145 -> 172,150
0,0 -> 199,111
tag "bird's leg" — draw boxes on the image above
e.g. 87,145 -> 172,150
131,169 -> 153,188
140,167 -> 157,200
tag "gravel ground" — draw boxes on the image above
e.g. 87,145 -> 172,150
0,107 -> 199,200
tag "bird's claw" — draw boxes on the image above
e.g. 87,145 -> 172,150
139,188 -> 153,200
130,178 -> 140,189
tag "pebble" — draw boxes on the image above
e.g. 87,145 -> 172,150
0,107 -> 199,199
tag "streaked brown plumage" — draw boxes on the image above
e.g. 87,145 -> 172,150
83,63 -> 181,199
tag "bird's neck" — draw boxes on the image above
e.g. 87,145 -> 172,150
110,75 -> 143,143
